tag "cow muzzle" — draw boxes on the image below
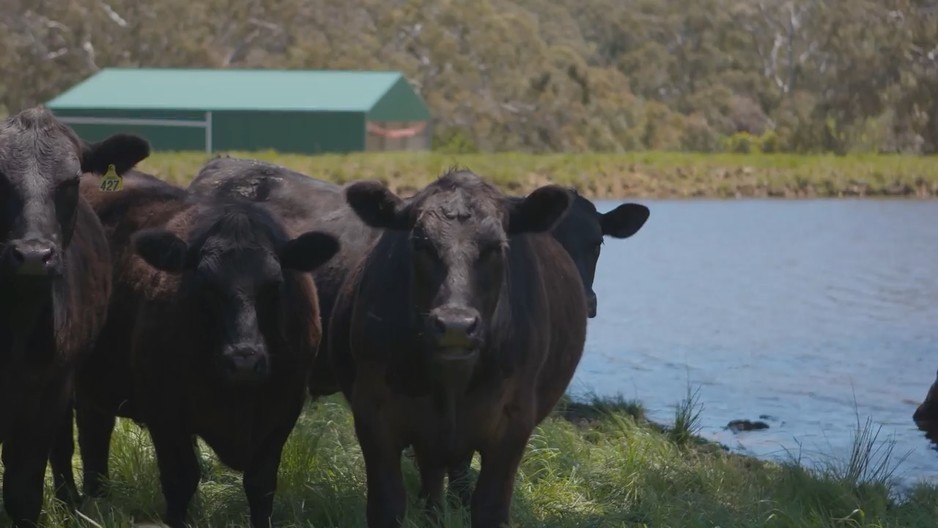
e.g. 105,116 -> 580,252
221,345 -> 270,384
1,238 -> 59,277
426,305 -> 483,362
914,403 -> 937,430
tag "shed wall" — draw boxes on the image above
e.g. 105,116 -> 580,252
368,77 -> 431,121
213,111 -> 365,154
52,108 -> 208,151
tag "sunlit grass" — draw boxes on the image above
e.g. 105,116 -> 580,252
134,150 -> 938,199
19,393 -> 938,527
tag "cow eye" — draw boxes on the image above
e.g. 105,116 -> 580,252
257,279 -> 282,302
412,237 -> 438,258
196,274 -> 225,300
56,177 -> 80,196
58,176 -> 80,188
479,243 -> 502,261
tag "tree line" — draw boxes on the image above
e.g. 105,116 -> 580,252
3,0 -> 937,154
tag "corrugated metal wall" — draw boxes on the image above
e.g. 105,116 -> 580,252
53,109 -> 209,151
213,111 -> 366,154
52,108 -> 370,154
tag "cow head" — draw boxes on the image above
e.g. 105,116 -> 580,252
550,193 -> 649,317
346,170 -> 573,367
0,107 -> 149,279
133,204 -> 339,384
914,371 -> 938,440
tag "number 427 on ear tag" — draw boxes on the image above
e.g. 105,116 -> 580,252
99,164 -> 123,192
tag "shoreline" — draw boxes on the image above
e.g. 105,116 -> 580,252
137,150 -> 938,200
42,394 -> 938,527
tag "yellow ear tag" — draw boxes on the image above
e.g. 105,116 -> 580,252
99,164 -> 123,192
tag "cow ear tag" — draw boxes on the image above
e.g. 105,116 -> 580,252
99,164 -> 123,192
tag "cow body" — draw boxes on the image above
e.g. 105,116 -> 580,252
330,170 -> 588,528
69,171 -> 190,497
0,107 -> 148,527
71,172 -> 338,527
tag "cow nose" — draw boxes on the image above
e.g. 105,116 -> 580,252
428,307 -> 481,348
586,290 -> 598,318
6,239 -> 57,276
223,346 -> 269,383
431,314 -> 478,336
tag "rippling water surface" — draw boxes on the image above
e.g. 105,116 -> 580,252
571,199 -> 938,486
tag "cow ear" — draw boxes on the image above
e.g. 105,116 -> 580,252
81,133 -> 151,175
600,203 -> 649,239
345,181 -> 411,230
280,231 -> 340,272
133,229 -> 190,273
507,185 -> 573,235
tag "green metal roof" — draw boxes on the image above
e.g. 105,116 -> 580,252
46,68 -> 425,114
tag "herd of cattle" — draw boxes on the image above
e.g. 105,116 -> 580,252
0,107 -> 652,528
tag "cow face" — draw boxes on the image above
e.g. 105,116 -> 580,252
133,207 -> 338,384
346,170 -> 572,365
0,107 -> 149,279
551,195 -> 649,317
913,371 -> 938,440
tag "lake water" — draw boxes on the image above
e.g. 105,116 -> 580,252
570,199 -> 938,488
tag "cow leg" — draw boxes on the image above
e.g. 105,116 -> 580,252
76,398 -> 116,497
150,426 -> 201,528
470,431 -> 529,528
446,452 -> 474,509
354,417 -> 406,528
3,426 -> 54,528
243,426 -> 294,528
414,450 -> 445,520
49,399 -> 81,506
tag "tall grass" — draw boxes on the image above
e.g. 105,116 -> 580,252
824,415 -> 907,491
23,394 -> 938,527
134,150 -> 938,199
668,385 -> 704,447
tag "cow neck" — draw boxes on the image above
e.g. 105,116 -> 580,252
0,276 -> 60,381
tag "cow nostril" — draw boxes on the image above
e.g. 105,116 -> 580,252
465,317 -> 479,336
8,248 -> 24,265
7,241 -> 56,271
254,358 -> 268,375
432,315 -> 447,334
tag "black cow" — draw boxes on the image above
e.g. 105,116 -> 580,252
914,370 -> 938,443
0,107 -> 148,527
68,171 -> 339,528
521,192 -> 648,317
62,171 -> 189,500
329,169 -> 588,528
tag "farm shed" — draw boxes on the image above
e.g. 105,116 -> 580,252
45,68 -> 431,154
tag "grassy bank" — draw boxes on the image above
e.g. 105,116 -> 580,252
137,151 -> 938,199
35,395 -> 938,527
